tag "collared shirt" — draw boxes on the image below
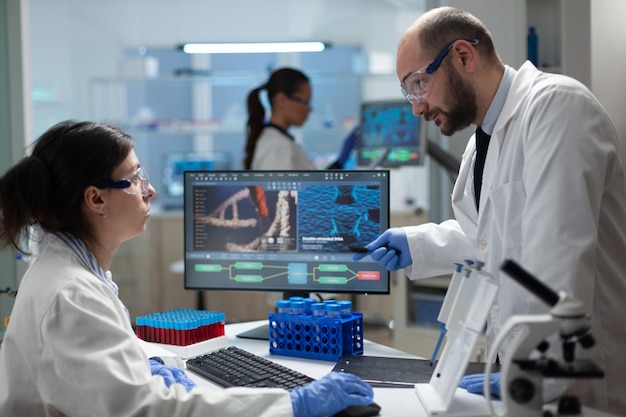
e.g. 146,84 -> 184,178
55,232 -> 130,322
480,66 -> 516,135
265,122 -> 295,141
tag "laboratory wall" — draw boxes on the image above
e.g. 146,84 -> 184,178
28,0 -> 424,135
591,1 -> 626,150
28,0 -> 431,214
23,0 -> 626,210
0,0 -> 13,334
0,0 -> 31,335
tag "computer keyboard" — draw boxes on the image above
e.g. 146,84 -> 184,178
186,346 -> 315,390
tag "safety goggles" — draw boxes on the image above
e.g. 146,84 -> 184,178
96,166 -> 150,196
400,38 -> 479,104
285,93 -> 311,108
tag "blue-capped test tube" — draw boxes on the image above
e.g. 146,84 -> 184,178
337,300 -> 352,318
311,302 -> 326,318
303,297 -> 317,315
325,303 -> 342,318
276,299 -> 291,314
290,300 -> 305,315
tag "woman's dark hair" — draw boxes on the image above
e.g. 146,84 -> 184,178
243,67 -> 310,169
0,120 -> 134,252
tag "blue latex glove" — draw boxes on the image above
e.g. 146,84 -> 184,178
459,372 -> 501,398
336,126 -> 359,166
352,228 -> 412,271
149,358 -> 197,392
289,372 -> 374,417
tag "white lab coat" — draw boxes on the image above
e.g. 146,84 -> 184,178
403,62 -> 626,414
0,235 -> 293,417
251,125 -> 317,170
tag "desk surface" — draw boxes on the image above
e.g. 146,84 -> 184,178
185,321 -> 614,417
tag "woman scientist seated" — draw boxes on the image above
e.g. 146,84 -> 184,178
0,120 -> 373,417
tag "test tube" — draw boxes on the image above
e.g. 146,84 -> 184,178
276,299 -> 291,314
303,297 -> 317,315
311,302 -> 326,318
325,303 -> 342,318
290,300 -> 305,315
337,300 -> 353,318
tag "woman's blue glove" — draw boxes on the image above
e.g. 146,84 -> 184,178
459,372 -> 501,398
352,228 -> 412,270
149,358 -> 197,392
289,372 -> 374,417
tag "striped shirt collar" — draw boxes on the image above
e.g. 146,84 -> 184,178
55,232 -> 118,295
55,232 -> 130,322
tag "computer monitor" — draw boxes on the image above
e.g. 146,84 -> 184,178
357,100 -> 425,168
183,170 -> 390,337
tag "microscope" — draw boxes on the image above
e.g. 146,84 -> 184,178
484,260 -> 604,417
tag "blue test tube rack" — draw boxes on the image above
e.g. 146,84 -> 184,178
268,311 -> 364,362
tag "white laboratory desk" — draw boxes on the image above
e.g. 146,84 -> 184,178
184,320 -> 616,417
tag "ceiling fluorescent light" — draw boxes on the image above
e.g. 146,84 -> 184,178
181,41 -> 328,54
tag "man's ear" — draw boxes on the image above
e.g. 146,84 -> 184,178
84,185 -> 107,217
454,40 -> 477,73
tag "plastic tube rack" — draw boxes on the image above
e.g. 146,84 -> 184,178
268,311 -> 364,362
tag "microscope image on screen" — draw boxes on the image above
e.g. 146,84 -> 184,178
193,185 -> 298,253
297,184 -> 381,251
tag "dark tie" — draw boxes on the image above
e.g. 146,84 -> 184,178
473,127 -> 491,211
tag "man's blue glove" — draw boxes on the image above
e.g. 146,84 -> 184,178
352,227 -> 412,271
289,372 -> 374,417
336,126 -> 359,166
459,372 -> 501,398
149,358 -> 197,392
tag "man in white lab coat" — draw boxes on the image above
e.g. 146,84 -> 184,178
357,6 -> 626,415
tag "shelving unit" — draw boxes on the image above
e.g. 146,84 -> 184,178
525,0 -> 590,85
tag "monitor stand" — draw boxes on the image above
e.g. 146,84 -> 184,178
236,290 -> 312,340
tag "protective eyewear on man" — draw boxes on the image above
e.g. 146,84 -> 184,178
400,38 -> 479,104
96,167 -> 150,196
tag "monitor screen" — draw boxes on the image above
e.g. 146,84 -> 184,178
357,100 -> 425,167
183,170 -> 390,296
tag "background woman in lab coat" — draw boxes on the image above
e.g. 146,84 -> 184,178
356,7 -> 626,415
244,67 -> 355,170
0,120 -> 373,416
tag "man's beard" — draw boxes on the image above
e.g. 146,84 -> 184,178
427,65 -> 477,136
